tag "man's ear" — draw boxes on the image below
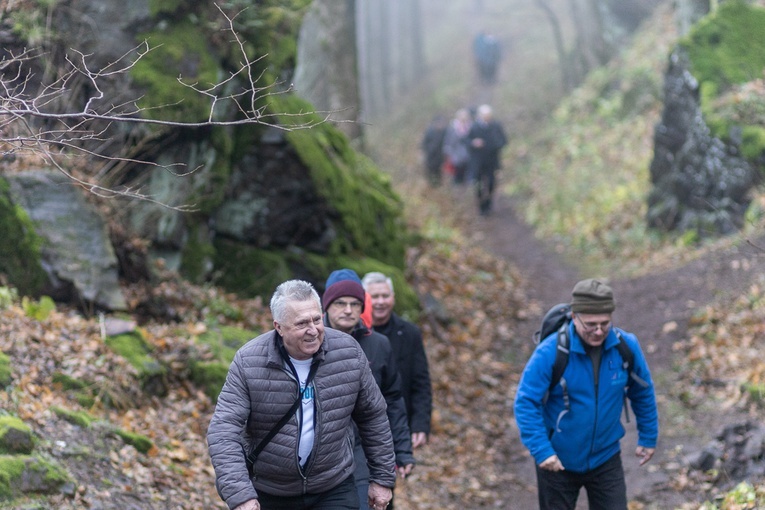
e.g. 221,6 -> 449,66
273,320 -> 281,335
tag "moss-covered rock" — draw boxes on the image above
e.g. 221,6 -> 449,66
51,372 -> 97,409
270,93 -> 409,269
0,417 -> 34,455
113,429 -> 154,454
189,361 -> 230,403
0,455 -> 71,500
212,240 -> 295,298
0,351 -> 11,387
180,222 -> 217,284
198,325 -> 258,362
104,332 -> 167,397
51,406 -> 95,429
190,324 -> 259,402
131,20 -> 220,123
0,178 -> 47,297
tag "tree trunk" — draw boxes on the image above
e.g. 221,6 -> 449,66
293,0 -> 361,140
535,0 -> 573,92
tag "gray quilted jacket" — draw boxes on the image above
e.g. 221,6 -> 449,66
207,328 -> 396,509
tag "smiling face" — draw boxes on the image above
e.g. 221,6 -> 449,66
573,312 -> 612,347
274,299 -> 325,360
365,281 -> 395,327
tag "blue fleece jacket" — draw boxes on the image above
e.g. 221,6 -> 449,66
513,322 -> 658,473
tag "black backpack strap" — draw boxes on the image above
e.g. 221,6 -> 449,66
549,323 -> 570,393
244,360 -> 319,476
613,330 -> 648,424
544,322 -> 570,408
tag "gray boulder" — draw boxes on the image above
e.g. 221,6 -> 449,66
7,170 -> 127,310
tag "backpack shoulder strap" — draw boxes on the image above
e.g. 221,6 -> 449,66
614,330 -> 648,388
549,322 -> 570,393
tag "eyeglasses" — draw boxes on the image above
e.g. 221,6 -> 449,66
575,315 -> 611,333
331,300 -> 363,310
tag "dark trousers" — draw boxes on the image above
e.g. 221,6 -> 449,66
535,452 -> 627,510
475,166 -> 496,215
257,474 -> 359,510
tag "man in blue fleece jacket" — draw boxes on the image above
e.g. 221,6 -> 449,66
514,278 -> 659,510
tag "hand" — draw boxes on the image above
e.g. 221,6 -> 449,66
397,463 -> 415,479
368,482 -> 392,510
472,138 -> 485,148
636,446 -> 655,466
411,432 -> 428,449
233,499 -> 260,510
539,454 -> 565,472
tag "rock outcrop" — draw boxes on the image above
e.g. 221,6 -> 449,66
646,48 -> 756,237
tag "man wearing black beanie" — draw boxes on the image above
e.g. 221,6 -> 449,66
514,278 -> 659,510
323,269 -> 415,510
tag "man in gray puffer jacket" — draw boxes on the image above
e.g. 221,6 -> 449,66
207,280 -> 396,510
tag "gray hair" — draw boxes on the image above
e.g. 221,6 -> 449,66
361,272 -> 394,295
477,104 -> 493,120
270,280 -> 321,323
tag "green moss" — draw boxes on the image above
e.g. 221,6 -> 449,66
0,455 -> 71,499
51,406 -> 94,429
148,0 -> 189,17
113,429 -> 154,454
104,332 -> 166,395
0,417 -> 33,455
682,1 -> 765,90
222,0 -> 312,72
131,21 -> 220,122
213,240 -> 294,297
0,352 -> 10,387
269,93 -> 408,269
740,125 -> 765,160
180,223 -> 216,284
189,360 -> 230,403
742,382 -> 765,404
51,373 -> 97,409
21,296 -> 55,322
0,178 -> 48,297
51,373 -> 87,392
198,325 -> 257,362
681,1 -> 765,166
104,332 -> 155,372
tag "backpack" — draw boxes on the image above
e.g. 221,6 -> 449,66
532,303 -> 647,423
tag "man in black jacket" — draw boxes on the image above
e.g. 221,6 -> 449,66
468,104 -> 507,216
362,272 -> 433,449
323,269 -> 415,510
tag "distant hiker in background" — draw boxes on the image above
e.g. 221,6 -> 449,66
514,278 -> 659,510
467,104 -> 507,216
420,114 -> 448,187
442,108 -> 473,185
473,31 -> 501,85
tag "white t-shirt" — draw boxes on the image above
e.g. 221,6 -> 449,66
289,357 -> 315,467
